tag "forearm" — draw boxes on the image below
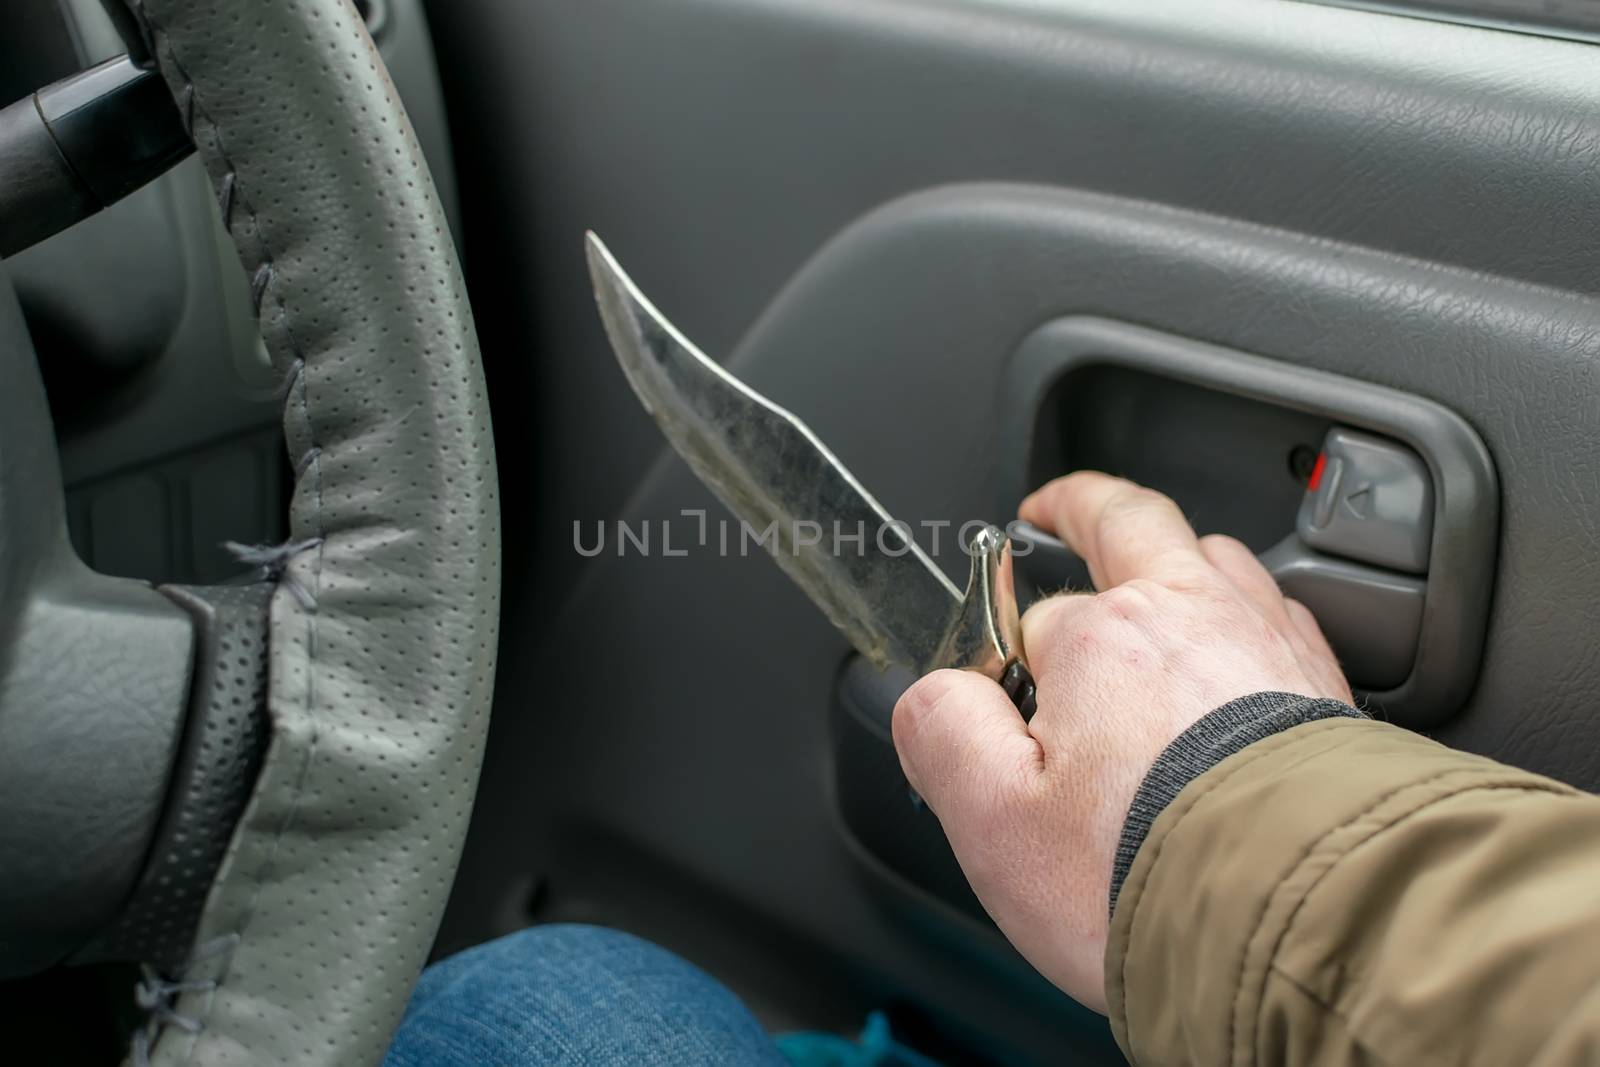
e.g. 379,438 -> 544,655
1109,691 -> 1366,918
1107,714 -> 1600,1066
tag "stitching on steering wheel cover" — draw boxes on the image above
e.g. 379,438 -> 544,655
122,0 -> 501,1062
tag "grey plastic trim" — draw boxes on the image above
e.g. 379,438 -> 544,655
0,266 -> 195,977
1261,537 -> 1427,692
1001,317 -> 1498,727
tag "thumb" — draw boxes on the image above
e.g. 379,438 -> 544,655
891,668 -> 1043,823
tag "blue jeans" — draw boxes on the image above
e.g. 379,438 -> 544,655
384,924 -> 789,1066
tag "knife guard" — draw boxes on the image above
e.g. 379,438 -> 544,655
936,526 -> 1037,719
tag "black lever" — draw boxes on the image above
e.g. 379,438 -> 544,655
0,54 -> 191,258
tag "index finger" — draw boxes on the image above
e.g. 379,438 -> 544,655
1019,472 -> 1210,590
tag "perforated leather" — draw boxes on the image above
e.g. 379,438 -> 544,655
76,583 -> 272,972
122,0 -> 501,1062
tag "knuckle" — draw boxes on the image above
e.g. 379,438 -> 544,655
1287,598 -> 1335,647
1128,484 -> 1181,516
1098,581 -> 1156,621
1021,591 -> 1089,639
1021,593 -> 1115,672
1019,593 -> 1064,627
1199,532 -> 1248,557
1165,566 -> 1231,599
1095,490 -> 1141,532
1126,483 -> 1177,508
1102,487 -> 1153,523
1239,605 -> 1284,646
1120,577 -> 1168,600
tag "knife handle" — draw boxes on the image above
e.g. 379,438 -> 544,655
999,659 -> 1037,720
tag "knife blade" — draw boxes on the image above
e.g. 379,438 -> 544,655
584,233 -> 1034,712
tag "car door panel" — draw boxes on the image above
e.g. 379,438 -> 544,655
426,1 -> 1600,1062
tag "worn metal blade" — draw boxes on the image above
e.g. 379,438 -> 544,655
585,232 -> 963,672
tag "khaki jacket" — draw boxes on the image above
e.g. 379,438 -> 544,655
1107,718 -> 1600,1066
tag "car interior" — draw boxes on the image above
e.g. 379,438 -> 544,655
3,0 -> 1600,1063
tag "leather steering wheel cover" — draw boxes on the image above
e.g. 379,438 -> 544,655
125,1 -> 500,1062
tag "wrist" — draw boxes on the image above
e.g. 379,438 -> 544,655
1109,692 -> 1367,917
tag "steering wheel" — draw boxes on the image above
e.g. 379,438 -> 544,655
0,0 -> 500,1062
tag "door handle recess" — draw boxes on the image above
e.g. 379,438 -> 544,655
1000,316 -> 1498,728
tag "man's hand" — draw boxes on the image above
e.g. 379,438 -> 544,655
891,472 -> 1353,1013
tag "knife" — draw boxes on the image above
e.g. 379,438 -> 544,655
584,233 -> 1036,717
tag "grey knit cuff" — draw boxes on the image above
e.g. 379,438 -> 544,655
1108,691 -> 1367,918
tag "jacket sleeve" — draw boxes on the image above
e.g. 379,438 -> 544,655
1105,716 -> 1600,1066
